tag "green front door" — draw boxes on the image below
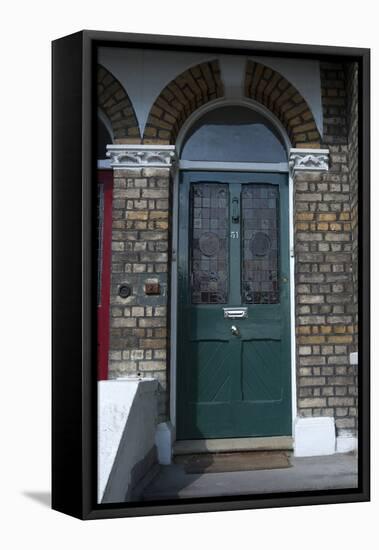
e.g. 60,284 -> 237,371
177,171 -> 292,440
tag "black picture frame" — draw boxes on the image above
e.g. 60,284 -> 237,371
52,30 -> 370,520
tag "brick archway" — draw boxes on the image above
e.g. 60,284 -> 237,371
143,60 -> 224,144
97,64 -> 140,142
245,60 -> 321,148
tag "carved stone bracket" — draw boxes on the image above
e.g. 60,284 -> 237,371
106,144 -> 176,168
289,148 -> 329,174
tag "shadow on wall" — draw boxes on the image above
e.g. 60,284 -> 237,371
22,491 -> 51,508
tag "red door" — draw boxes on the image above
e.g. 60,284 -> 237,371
97,170 -> 113,380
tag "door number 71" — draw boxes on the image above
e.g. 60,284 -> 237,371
231,231 -> 239,239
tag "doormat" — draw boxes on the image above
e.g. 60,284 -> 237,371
174,451 -> 291,474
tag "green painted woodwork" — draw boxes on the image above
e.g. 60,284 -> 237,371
177,171 -> 292,440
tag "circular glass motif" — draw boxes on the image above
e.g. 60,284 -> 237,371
251,232 -> 271,257
199,232 -> 220,257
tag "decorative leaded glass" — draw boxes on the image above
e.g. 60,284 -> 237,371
190,183 -> 229,304
241,184 -> 279,304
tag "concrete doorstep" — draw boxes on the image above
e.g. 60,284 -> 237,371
140,452 -> 358,501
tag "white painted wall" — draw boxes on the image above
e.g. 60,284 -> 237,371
336,435 -> 358,453
98,378 -> 158,503
294,417 -> 336,457
294,416 -> 358,456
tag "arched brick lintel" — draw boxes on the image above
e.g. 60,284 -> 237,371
97,64 -> 141,142
245,60 -> 321,148
143,60 -> 224,144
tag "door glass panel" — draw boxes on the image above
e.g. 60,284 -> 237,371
241,184 -> 280,304
181,106 -> 287,163
190,183 -> 229,304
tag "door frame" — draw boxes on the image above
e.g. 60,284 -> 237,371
170,163 -> 296,440
169,98 -> 297,441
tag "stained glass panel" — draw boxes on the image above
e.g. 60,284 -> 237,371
241,184 -> 280,304
190,183 -> 229,304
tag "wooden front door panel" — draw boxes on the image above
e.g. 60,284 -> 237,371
177,171 -> 292,440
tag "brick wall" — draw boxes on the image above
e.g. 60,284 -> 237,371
245,60 -> 321,147
143,60 -> 223,144
108,167 -> 171,420
294,62 -> 358,436
346,62 -> 359,352
97,65 -> 140,142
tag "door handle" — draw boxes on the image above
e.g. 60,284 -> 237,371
230,325 -> 240,336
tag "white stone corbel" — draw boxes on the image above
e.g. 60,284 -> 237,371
289,148 -> 329,174
106,144 -> 177,168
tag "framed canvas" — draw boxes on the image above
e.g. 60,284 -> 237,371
52,30 -> 370,520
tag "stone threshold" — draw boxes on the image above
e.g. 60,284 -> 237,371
173,436 -> 293,455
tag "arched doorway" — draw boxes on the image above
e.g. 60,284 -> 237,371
175,103 -> 293,440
